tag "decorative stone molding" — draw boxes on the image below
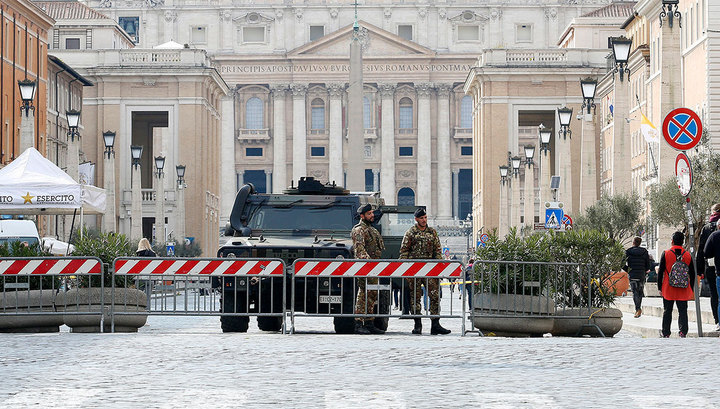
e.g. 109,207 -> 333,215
219,10 -> 232,22
274,8 -> 284,21
329,8 -> 338,19
270,84 -> 288,97
290,84 -> 307,97
418,7 -> 428,20
449,10 -> 488,25
310,169 -> 325,179
352,27 -> 370,51
490,9 -> 502,21
99,0 -> 112,8
414,83 -> 434,98
295,8 -> 303,21
378,83 -> 396,98
545,8 -> 558,21
164,10 -> 177,23
384,8 -> 392,20
146,0 -> 163,8
436,84 -> 452,98
326,83 -> 345,98
234,12 -> 274,24
438,8 -> 447,20
142,77 -> 156,86
398,170 -> 414,179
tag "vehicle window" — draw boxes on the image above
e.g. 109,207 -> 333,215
378,213 -> 415,237
0,237 -> 40,246
247,205 -> 354,232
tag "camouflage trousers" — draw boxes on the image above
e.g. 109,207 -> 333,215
406,278 -> 440,316
354,277 -> 378,323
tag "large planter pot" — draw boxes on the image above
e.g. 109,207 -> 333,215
0,290 -> 64,333
472,293 -> 555,337
55,288 -> 148,333
551,307 -> 623,337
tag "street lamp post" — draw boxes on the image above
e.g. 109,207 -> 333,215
499,165 -> 509,238
102,131 -> 116,233
610,36 -> 632,82
659,0 -> 681,28
610,35 -> 633,195
556,107 -> 573,213
18,79 -> 37,153
130,145 -> 143,241
510,155 -> 521,230
523,144 -> 536,231
538,124 -> 552,215
154,156 -> 166,244
579,78 -> 598,211
175,165 -> 186,241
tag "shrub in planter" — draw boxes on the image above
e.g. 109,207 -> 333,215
0,241 -> 55,291
71,229 -> 135,288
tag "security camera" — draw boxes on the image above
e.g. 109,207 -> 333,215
576,114 -> 583,120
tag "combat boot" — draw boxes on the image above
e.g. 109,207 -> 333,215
430,319 -> 451,335
412,318 -> 422,335
364,322 -> 386,335
354,321 -> 371,334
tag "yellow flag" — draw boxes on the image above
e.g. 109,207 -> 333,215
640,113 -> 660,143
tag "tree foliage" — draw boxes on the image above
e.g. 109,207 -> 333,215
574,193 -> 643,246
72,228 -> 135,287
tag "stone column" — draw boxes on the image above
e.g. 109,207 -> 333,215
499,180 -> 509,238
452,169 -> 460,219
511,173 -> 520,229
291,84 -> 307,183
19,111 -> 34,153
265,171 -> 272,194
219,10 -> 232,51
154,170 -> 165,244
274,9 -> 285,52
64,134 -> 80,238
327,83 -> 344,185
102,151 -> 116,233
175,181 -> 185,241
436,85 -> 452,220
130,162 -> 143,241
271,85 -> 288,193
416,83 -> 433,214
524,162 -> 535,229
346,37 -> 364,192
372,169 -> 379,192
579,112 -> 597,212
556,126 -> 573,212
220,94 -> 236,224
538,148 -> 551,219
163,11 -> 177,42
379,83 -> 396,204
612,77 -> 631,195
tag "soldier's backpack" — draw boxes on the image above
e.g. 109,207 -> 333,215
668,249 -> 690,288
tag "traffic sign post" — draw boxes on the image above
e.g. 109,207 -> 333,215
662,108 -> 703,151
675,153 -> 692,196
545,208 -> 563,230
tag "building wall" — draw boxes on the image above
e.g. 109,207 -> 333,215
0,0 -> 52,166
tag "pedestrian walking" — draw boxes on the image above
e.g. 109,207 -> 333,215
399,208 -> 451,335
136,238 -> 157,257
697,203 -> 720,331
658,232 -> 695,338
702,217 -> 720,333
623,237 -> 651,318
464,259 -> 475,310
350,204 -> 386,335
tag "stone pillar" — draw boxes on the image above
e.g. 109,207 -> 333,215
436,85 -> 452,220
175,181 -> 185,241
274,9 -> 285,52
511,173 -> 520,229
379,83 -> 396,204
64,135 -> 80,237
452,169 -> 460,219
328,83 -> 344,185
556,127 -> 573,212
154,170 -> 165,244
499,180 -> 509,238
579,112 -> 597,212
291,84 -> 307,183
102,152 -> 116,233
219,10 -> 232,51
271,85 -> 288,193
416,83 -> 433,214
265,171 -> 272,193
524,162 -> 535,229
19,111 -> 34,153
220,94 -> 236,224
163,11 -> 177,42
346,37 -> 364,192
612,76 -> 631,195
130,163 -> 143,241
538,149 -> 551,219
372,169 -> 379,192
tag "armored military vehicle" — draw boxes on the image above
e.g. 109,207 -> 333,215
216,177 -> 417,334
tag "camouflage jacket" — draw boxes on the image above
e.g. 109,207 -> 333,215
399,225 -> 442,260
351,220 -> 385,259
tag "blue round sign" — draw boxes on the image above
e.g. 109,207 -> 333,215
662,108 -> 703,151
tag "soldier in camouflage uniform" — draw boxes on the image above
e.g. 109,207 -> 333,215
351,204 -> 386,335
399,208 -> 451,335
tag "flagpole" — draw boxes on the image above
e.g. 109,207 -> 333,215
637,95 -> 659,177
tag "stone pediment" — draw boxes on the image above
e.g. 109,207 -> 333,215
287,21 -> 434,58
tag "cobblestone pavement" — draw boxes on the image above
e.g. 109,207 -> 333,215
1,290 -> 718,408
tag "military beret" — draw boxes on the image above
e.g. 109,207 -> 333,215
357,203 -> 373,214
414,208 -> 426,218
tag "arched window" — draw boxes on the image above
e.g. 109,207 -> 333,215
398,97 -> 413,129
311,98 -> 325,130
397,187 -> 415,206
245,97 -> 263,129
460,95 -> 472,129
363,96 -> 372,129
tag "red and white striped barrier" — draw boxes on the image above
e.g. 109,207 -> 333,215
0,258 -> 102,275
293,260 -> 462,278
113,258 -> 284,276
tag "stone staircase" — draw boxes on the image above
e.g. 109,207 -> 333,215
614,295 -> 719,338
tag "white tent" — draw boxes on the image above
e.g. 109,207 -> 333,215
0,147 -> 105,215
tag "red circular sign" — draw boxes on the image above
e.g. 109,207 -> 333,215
662,108 -> 703,151
674,153 -> 692,197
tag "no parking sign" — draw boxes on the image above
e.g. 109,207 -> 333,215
662,108 -> 702,151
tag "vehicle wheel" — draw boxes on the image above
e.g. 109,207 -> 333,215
373,317 -> 389,332
221,316 -> 249,333
257,316 -> 283,332
373,287 -> 391,331
333,317 -> 356,334
221,291 -> 249,333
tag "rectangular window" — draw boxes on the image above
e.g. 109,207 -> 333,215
311,106 -> 325,130
65,38 -> 80,50
516,24 -> 532,43
191,26 -> 206,44
310,25 -> 325,42
461,146 -> 472,156
365,169 -> 374,192
246,148 -> 263,157
399,106 -> 413,129
243,27 -> 265,43
398,147 -> 413,157
398,25 -> 413,41
458,26 -> 479,41
310,146 -> 325,157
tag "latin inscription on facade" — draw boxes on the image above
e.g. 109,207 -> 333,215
220,63 -> 474,74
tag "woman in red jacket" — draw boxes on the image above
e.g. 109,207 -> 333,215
657,231 -> 696,338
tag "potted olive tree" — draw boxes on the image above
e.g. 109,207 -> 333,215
56,229 -> 148,332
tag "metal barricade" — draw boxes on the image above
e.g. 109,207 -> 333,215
466,260 -> 606,337
290,258 -> 465,334
0,257 -> 104,332
111,257 -> 287,333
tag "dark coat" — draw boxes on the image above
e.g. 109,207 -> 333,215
703,230 -> 720,276
697,217 -> 719,279
624,246 -> 650,281
658,245 -> 695,301
136,249 -> 156,257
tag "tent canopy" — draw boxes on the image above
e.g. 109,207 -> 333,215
0,148 -> 105,215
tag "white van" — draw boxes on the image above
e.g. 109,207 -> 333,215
0,219 -> 40,246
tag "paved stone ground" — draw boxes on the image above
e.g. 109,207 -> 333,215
1,290 -> 718,408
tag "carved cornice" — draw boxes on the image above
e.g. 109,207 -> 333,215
290,83 -> 307,97
415,83 -> 434,98
326,83 -> 345,98
378,83 -> 396,98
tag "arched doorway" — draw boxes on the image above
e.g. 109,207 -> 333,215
397,187 -> 415,206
